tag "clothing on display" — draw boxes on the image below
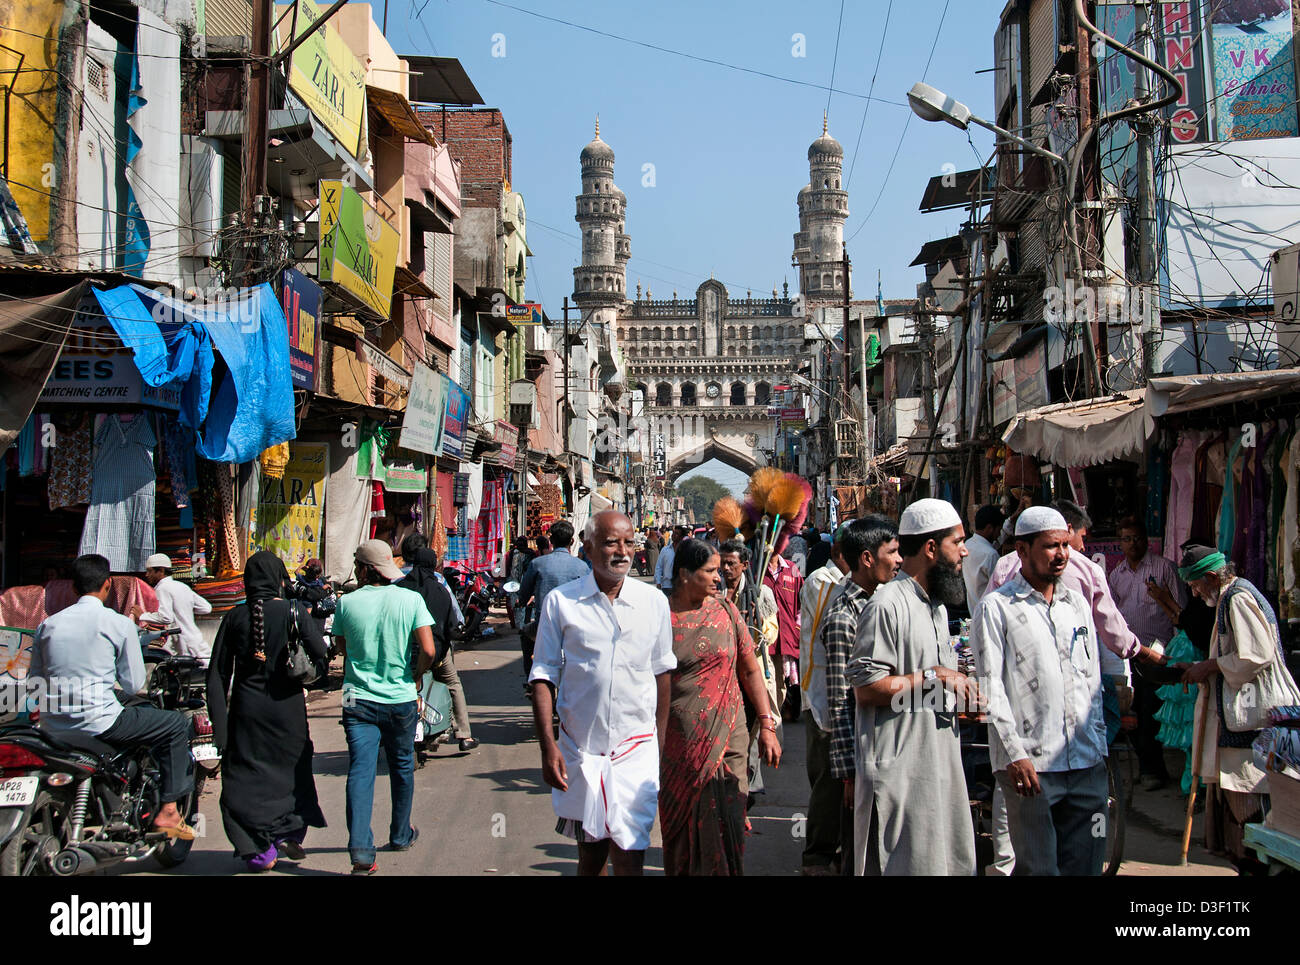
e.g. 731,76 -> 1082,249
47,415 -> 92,510
78,414 -> 157,572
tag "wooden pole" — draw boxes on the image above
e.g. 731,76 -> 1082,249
1180,685 -> 1210,865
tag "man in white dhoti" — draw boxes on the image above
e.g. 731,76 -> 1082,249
846,498 -> 982,875
528,510 -> 675,875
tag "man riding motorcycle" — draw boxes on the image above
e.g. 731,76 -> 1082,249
28,554 -> 196,840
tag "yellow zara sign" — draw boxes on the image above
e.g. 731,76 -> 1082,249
318,180 -> 400,318
278,1 -> 368,161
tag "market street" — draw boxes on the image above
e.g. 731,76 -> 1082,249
118,596 -> 1234,878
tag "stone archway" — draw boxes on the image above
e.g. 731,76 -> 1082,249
668,439 -> 765,481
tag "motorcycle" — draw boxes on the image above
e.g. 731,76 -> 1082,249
0,628 -> 211,876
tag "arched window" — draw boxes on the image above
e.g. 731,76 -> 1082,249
677,326 -> 686,340
677,346 -> 687,358
740,325 -> 748,340
754,381 -> 771,406
726,345 -> 736,357
739,345 -> 748,357
730,382 -> 746,405
680,383 -> 697,406
821,273 -> 831,289
727,326 -> 736,339
688,326 -> 697,341
656,382 -> 672,406
824,179 -> 829,188
652,327 -> 661,340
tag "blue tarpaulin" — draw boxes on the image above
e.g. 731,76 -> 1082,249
92,283 -> 295,463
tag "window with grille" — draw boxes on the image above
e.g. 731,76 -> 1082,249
86,58 -> 109,101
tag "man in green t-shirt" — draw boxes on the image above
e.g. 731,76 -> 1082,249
333,539 -> 438,874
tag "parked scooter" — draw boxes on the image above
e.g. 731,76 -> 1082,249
0,628 -> 210,876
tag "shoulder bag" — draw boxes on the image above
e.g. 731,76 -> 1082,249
284,601 -> 321,686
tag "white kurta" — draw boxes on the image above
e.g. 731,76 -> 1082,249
529,572 -> 675,850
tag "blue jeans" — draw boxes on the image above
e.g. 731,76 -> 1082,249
342,698 -> 418,865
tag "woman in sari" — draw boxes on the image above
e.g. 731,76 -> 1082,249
662,538 -> 781,875
208,552 -> 329,872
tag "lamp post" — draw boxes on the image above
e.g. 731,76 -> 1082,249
906,82 -> 1065,168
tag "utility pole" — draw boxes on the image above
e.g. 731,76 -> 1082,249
562,296 -> 571,453
1135,0 -> 1161,381
238,0 -> 272,284
841,242 -> 853,486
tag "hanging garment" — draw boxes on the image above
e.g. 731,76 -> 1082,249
48,416 -> 93,510
259,442 -> 289,480
323,447 -> 370,585
1217,431 -> 1246,556
1284,431 -> 1300,624
1245,423 -> 1278,590
162,420 -> 196,509
1190,433 -> 1226,546
1164,430 -> 1205,563
16,415 -> 35,477
78,415 -> 157,572
1267,422 -> 1293,594
368,481 -> 385,539
430,472 -> 448,560
1146,443 -> 1169,549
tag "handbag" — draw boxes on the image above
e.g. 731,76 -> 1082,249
283,601 -> 321,686
1217,582 -> 1300,735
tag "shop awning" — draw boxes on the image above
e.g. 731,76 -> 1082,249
1002,391 -> 1146,467
590,491 -> 614,512
366,85 -> 436,145
1146,368 -> 1300,421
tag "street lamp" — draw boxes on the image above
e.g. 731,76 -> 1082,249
906,81 -> 1065,168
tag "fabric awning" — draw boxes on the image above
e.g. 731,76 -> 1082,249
1002,391 -> 1146,467
590,491 -> 613,512
366,85 -> 436,145
1146,368 -> 1300,423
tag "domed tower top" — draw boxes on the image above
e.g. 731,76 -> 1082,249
792,115 -> 850,300
581,116 -> 615,169
808,113 -> 843,161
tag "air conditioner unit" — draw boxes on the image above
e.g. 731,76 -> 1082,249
510,403 -> 538,431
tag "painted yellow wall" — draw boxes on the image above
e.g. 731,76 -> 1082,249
1,0 -> 65,244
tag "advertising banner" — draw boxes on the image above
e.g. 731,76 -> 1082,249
278,0 -> 368,160
318,180 -> 400,318
1210,6 -> 1298,141
400,363 -> 447,456
40,317 -> 180,410
441,380 -> 470,459
279,268 -> 321,391
250,442 -> 328,573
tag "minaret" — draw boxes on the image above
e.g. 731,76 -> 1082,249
573,117 -> 630,317
792,115 -> 849,300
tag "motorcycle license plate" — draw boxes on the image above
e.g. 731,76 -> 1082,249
0,775 -> 38,807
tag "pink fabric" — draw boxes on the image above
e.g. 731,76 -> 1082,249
1164,431 -> 1205,564
0,577 -> 157,631
987,549 -> 1141,659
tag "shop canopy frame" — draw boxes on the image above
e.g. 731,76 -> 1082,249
1002,367 -> 1300,467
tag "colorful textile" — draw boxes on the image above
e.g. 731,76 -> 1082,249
259,442 -> 289,479
1155,630 -> 1203,794
661,597 -> 750,875
0,577 -> 158,632
48,416 -> 92,510
78,414 -> 156,572
162,420 -> 196,509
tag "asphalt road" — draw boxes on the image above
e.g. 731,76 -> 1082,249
125,582 -> 1233,877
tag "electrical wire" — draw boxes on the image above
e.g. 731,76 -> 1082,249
826,0 -> 847,119
845,0 -> 893,192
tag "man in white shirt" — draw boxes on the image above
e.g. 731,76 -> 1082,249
972,507 -> 1108,876
528,510 -> 676,876
654,525 -> 686,592
135,553 -> 214,664
962,505 -> 1003,613
798,524 -> 848,874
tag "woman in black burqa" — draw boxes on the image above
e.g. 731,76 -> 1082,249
207,551 -> 329,872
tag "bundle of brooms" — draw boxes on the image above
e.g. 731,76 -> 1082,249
711,467 -> 812,581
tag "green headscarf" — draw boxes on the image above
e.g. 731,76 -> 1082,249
1177,544 -> 1225,582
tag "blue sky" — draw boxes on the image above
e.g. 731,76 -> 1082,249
389,0 -> 1007,491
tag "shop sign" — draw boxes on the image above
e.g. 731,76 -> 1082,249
250,442 -> 328,572
441,380 -> 470,459
400,363 -> 447,456
39,319 -> 180,410
319,180 -> 399,318
1210,10 -> 1298,141
382,457 -> 427,493
278,0 -> 368,160
279,268 -> 320,391
504,303 -> 543,325
493,419 -> 518,466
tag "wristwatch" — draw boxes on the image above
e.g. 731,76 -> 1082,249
922,668 -> 938,683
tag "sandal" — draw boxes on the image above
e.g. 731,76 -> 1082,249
154,818 -> 197,841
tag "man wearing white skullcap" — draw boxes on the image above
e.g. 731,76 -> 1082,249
843,497 -> 980,875
970,505 -> 1109,874
136,552 -> 214,664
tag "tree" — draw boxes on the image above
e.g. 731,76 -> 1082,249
676,476 -> 730,525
